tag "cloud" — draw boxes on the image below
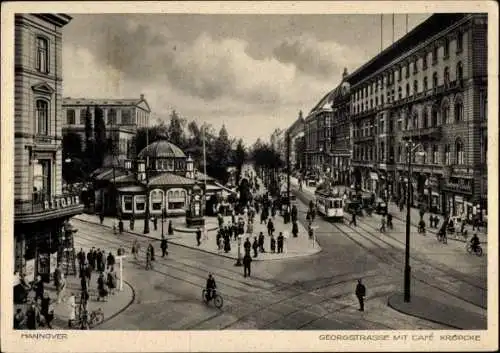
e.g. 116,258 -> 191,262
272,34 -> 368,80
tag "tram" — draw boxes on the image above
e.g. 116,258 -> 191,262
314,184 -> 348,221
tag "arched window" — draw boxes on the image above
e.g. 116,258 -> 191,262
433,72 -> 439,88
412,112 -> 418,129
444,144 -> 451,165
422,107 -> 428,128
457,31 -> 463,52
455,99 -> 463,122
456,61 -> 463,82
456,139 -> 465,165
423,77 -> 428,91
444,67 -> 450,86
432,45 -> 438,64
423,52 -> 428,69
150,189 -> 164,211
398,86 -> 403,100
36,99 -> 49,135
444,37 -> 450,58
36,37 -> 49,73
413,80 -> 418,95
442,101 -> 450,124
432,106 -> 439,126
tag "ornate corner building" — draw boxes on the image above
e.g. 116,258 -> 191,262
14,14 -> 83,281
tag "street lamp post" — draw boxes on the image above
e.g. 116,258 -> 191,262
404,140 -> 423,303
161,208 -> 165,237
286,131 -> 291,204
235,234 -> 242,266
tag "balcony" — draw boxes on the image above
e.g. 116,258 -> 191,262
353,134 -> 375,143
15,193 -> 84,224
401,126 -> 442,141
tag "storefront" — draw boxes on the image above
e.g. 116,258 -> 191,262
442,177 -> 473,217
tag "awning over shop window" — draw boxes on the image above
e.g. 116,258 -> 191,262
369,172 -> 378,180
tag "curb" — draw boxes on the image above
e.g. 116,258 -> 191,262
93,279 -> 136,329
75,217 -> 321,262
173,225 -> 219,234
387,293 -> 462,330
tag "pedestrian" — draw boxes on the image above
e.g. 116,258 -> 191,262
86,249 -> 93,271
161,236 -> 168,257
130,215 -> 135,230
85,263 -> 92,288
91,247 -> 97,270
107,270 -> 116,295
243,253 -> 252,278
387,213 -> 393,229
267,218 -> 275,237
80,274 -> 87,293
96,249 -> 103,272
308,224 -> 314,239
349,212 -> 357,226
118,219 -> 124,234
168,220 -> 174,235
244,237 -> 251,256
270,234 -> 276,253
291,205 -> 298,223
196,227 -> 202,246
355,279 -> 366,312
77,248 -> 86,273
258,232 -> 265,252
277,232 -> 284,253
99,213 -> 104,225
149,243 -> 155,261
252,237 -> 259,258
224,234 -> 231,253
292,221 -> 299,237
107,251 -> 115,271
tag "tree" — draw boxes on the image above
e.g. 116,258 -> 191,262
233,138 -> 246,183
294,136 -> 306,172
62,132 -> 83,159
208,125 -> 232,183
167,110 -> 186,148
131,125 -> 169,157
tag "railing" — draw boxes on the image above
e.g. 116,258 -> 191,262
15,193 -> 82,215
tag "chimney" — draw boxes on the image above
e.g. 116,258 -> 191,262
342,68 -> 348,78
140,94 -> 144,100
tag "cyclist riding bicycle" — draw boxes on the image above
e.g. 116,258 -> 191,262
205,273 -> 217,301
470,233 -> 480,252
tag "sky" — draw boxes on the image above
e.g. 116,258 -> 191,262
62,13 -> 431,146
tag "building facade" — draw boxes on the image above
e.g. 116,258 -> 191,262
304,68 -> 352,183
348,13 -> 487,218
62,95 -> 151,163
14,14 -> 83,282
286,111 -> 305,171
270,128 -> 286,158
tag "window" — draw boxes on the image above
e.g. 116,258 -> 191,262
398,86 -> 402,100
432,106 -> 439,126
423,52 -> 428,69
444,38 -> 450,58
398,67 -> 402,81
66,109 -> 75,125
455,99 -> 463,122
481,131 -> 487,164
422,108 -> 428,128
122,195 -> 133,212
134,195 -> 146,213
444,67 -> 450,86
432,72 -> 438,88
167,189 -> 187,210
432,46 -> 438,64
36,100 -> 49,135
406,63 -> 410,78
423,77 -> 428,91
432,145 -> 439,164
80,109 -> 88,125
380,142 -> 385,161
33,159 -> 51,201
121,109 -> 132,124
413,58 -> 419,74
442,101 -> 450,124
406,83 -> 410,97
375,96 -> 378,106
480,90 -> 487,120
150,190 -> 164,211
444,145 -> 451,165
412,113 -> 418,129
456,62 -> 463,82
398,144 -> 403,163
413,80 -> 418,95
36,37 -> 49,73
456,139 -> 465,164
457,31 -> 463,52
107,109 -> 117,125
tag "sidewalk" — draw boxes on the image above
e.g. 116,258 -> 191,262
388,292 -> 486,329
290,176 -> 488,244
14,271 -> 134,330
75,212 -> 321,261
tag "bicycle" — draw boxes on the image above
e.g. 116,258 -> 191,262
466,244 -> 483,257
77,307 -> 104,329
202,289 -> 223,309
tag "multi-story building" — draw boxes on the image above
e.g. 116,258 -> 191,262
270,128 -> 285,158
304,68 -> 352,183
348,13 -> 487,218
14,14 -> 83,282
286,111 -> 305,171
62,95 -> 151,163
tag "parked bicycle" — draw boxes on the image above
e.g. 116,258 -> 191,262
202,289 -> 223,309
466,243 -> 483,257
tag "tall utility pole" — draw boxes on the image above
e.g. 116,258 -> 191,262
286,131 -> 291,203
404,143 -> 412,302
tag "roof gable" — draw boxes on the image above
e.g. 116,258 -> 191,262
32,82 -> 55,95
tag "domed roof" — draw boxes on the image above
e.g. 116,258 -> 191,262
138,139 -> 186,159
